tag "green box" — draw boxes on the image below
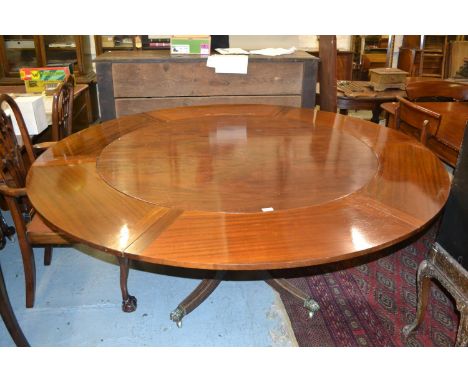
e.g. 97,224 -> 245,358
170,35 -> 211,55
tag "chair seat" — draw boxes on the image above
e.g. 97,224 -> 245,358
27,213 -> 71,245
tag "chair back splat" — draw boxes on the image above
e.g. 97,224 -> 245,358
52,75 -> 74,141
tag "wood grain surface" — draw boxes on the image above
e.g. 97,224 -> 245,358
27,104 -> 451,270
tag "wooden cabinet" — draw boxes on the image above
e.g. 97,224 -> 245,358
0,35 -> 95,84
0,35 -> 42,77
95,50 -> 319,121
447,41 -> 468,79
308,50 -> 354,80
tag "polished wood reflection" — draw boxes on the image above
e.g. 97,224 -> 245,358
27,105 -> 451,270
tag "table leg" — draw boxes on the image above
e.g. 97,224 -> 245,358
265,278 -> 320,319
339,109 -> 349,116
170,273 -> 225,328
118,257 -> 137,313
371,107 -> 381,123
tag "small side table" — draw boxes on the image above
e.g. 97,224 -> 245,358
337,81 -> 406,123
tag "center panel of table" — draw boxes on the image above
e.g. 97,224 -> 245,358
96,115 -> 379,213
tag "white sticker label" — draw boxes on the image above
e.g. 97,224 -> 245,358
171,44 -> 189,54
261,207 -> 274,212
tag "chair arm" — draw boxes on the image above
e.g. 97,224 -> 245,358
0,184 -> 27,198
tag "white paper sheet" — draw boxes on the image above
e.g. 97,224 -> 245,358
249,47 -> 297,56
206,55 -> 249,74
215,48 -> 250,55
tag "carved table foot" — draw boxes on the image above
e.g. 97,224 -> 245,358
170,274 -> 225,328
265,278 -> 320,319
122,295 -> 137,313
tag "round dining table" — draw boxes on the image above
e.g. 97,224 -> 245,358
26,104 -> 451,322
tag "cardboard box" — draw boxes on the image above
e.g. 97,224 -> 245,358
19,66 -> 71,93
10,96 -> 48,135
101,36 -> 115,48
170,35 -> 210,55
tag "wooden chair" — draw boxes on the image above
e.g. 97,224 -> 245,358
394,96 -> 442,146
0,94 -> 136,313
403,122 -> 468,346
405,80 -> 468,102
51,75 -> 74,141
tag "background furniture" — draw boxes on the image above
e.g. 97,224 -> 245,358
0,35 -> 98,122
351,35 -> 389,80
308,49 -> 353,81
405,79 -> 468,101
0,35 -> 95,84
397,36 -> 468,79
394,96 -> 442,145
0,83 -> 93,133
382,101 -> 468,167
336,80 -> 406,122
51,75 -> 74,141
94,35 -> 171,55
403,123 -> 468,346
446,41 -> 468,79
94,50 -> 319,121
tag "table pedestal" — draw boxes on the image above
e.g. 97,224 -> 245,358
169,275 -> 320,328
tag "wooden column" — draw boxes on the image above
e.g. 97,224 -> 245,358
318,35 -> 337,112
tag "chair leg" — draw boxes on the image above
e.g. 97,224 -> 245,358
0,264 -> 29,346
455,305 -> 468,347
18,240 -> 36,309
117,257 -> 137,313
265,278 -> 320,319
170,273 -> 225,328
44,246 -> 52,266
5,197 -> 36,308
402,260 -> 433,337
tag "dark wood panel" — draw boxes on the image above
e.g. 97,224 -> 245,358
112,62 -> 304,98
115,95 -> 302,117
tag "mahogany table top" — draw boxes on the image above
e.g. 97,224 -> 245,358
26,104 -> 451,271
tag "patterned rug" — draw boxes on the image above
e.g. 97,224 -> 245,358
278,223 -> 460,346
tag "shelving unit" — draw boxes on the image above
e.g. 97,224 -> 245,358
397,35 -> 464,79
0,35 -> 42,77
94,35 -> 170,56
351,35 -> 389,80
0,35 -> 95,85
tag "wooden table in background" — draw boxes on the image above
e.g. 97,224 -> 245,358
27,104 -> 450,277
0,84 -> 93,132
336,80 -> 406,123
382,101 -> 468,166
